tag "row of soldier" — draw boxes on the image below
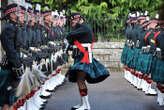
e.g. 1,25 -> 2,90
0,0 -> 69,110
121,11 -> 164,106
2,2 -> 67,49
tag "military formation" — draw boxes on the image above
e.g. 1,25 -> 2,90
0,0 -> 69,110
121,11 -> 164,106
2,0 -> 164,109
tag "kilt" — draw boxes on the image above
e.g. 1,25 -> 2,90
151,58 -> 164,83
126,48 -> 135,68
121,45 -> 128,64
137,53 -> 153,74
0,69 -> 10,106
136,51 -> 142,71
124,47 -> 131,65
67,57 -> 110,84
0,69 -> 17,106
132,48 -> 140,69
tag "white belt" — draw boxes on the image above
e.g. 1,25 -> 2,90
73,43 -> 93,63
73,43 -> 91,48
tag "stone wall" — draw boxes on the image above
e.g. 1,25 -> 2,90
93,42 -> 124,71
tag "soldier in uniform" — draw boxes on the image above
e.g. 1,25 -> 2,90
121,13 -> 133,81
135,15 -> 148,89
51,10 -> 59,42
138,19 -> 157,94
151,11 -> 164,105
123,13 -> 137,84
66,13 -> 110,110
0,3 -> 24,110
42,5 -> 52,45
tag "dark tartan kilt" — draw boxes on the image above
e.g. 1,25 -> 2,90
67,57 -> 110,84
121,45 -> 128,65
126,48 -> 135,68
151,58 -> 164,83
0,69 -> 17,106
0,69 -> 10,106
136,52 -> 142,71
132,48 -> 140,69
137,53 -> 153,74
124,47 -> 131,65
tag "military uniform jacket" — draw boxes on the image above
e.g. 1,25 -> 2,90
155,30 -> 164,59
136,25 -> 145,49
0,22 -> 21,68
67,22 -> 93,45
146,29 -> 158,53
42,23 -> 50,45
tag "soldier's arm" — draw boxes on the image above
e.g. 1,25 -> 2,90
1,26 -> 22,68
67,26 -> 89,40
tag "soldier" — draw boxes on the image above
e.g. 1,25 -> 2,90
58,11 -> 66,41
129,13 -> 139,87
123,13 -> 136,84
42,4 -> 52,45
135,14 -> 148,89
26,1 -> 33,48
138,18 -> 158,95
121,13 -> 133,81
66,13 -> 110,110
151,15 -> 164,105
0,3 -> 24,110
51,10 -> 59,42
35,2 -> 42,47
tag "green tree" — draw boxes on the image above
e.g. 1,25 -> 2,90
32,0 -> 163,41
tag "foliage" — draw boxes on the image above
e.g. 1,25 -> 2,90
32,0 -> 164,41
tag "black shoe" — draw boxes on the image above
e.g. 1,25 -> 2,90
40,95 -> 51,99
46,89 -> 54,92
71,107 -> 77,110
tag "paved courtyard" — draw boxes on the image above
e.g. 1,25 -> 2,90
45,71 -> 163,110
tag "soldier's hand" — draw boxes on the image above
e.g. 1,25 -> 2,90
12,66 -> 24,79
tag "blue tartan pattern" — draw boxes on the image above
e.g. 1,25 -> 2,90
9,89 -> 17,105
0,69 -> 18,105
136,52 -> 142,71
121,45 -> 128,64
0,69 -> 11,105
0,86 -> 10,106
132,48 -> 140,69
71,58 -> 109,78
151,58 -> 164,83
137,53 -> 153,74
126,48 -> 135,68
68,57 -> 110,83
0,69 -> 10,88
151,57 -> 158,82
124,47 -> 131,65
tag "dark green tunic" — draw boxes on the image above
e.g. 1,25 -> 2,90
151,30 -> 164,83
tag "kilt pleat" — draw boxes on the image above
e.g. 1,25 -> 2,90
0,69 -> 12,105
67,57 -> 110,84
137,54 -> 153,74
121,45 -> 128,64
126,48 -> 135,68
133,48 -> 140,69
151,58 -> 164,83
